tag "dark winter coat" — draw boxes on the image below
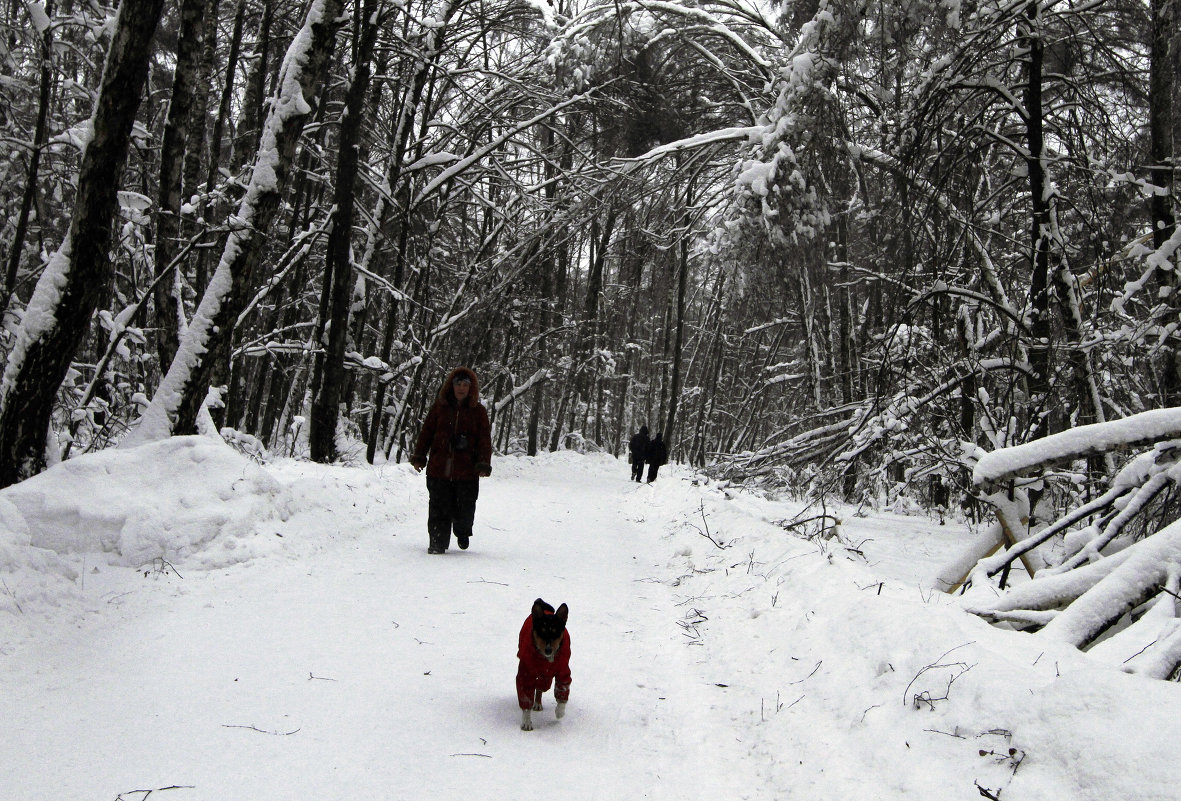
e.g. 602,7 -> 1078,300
410,367 -> 493,481
646,435 -> 668,467
628,427 -> 650,462
516,614 -> 572,710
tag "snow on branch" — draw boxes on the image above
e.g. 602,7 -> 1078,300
620,126 -> 763,165
972,408 -> 1181,487
1036,521 -> 1181,649
493,368 -> 551,413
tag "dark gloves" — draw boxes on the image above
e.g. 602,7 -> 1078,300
410,455 -> 427,472
477,463 -> 492,478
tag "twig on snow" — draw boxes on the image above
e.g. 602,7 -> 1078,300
689,501 -> 731,549
789,660 -> 822,684
114,786 -> 195,800
1,578 -> 22,614
222,724 -> 301,736
902,643 -> 976,709
975,780 -> 1002,800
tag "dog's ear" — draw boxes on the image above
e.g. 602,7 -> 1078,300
532,598 -> 552,617
555,603 -> 568,626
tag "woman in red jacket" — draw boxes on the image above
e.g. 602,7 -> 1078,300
410,367 -> 493,553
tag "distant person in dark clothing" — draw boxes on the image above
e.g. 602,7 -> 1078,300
646,432 -> 667,483
628,425 -> 650,482
410,366 -> 493,554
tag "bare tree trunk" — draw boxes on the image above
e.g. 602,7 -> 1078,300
204,0 -> 246,194
153,0 -> 209,370
192,0 -> 246,296
0,0 -> 165,486
663,179 -> 692,450
1021,1 -> 1055,437
235,0 -> 273,168
691,269 -> 726,466
1150,0 -> 1179,404
182,0 -> 221,205
527,383 -> 542,456
308,0 -> 380,462
361,1 -> 457,463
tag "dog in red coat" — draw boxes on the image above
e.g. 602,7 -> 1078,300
516,598 -> 571,731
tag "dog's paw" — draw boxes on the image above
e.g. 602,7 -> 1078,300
521,710 -> 534,731
555,701 -> 566,719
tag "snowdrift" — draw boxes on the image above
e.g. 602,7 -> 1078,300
0,437 -> 292,616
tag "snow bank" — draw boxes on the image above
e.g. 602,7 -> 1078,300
0,436 -> 291,572
629,468 -> 1181,800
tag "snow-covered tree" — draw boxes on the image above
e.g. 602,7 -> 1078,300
0,0 -> 166,486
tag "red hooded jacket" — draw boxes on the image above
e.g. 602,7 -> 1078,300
516,615 -> 572,710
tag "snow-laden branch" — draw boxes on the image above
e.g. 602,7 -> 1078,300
493,368 -> 551,413
963,547 -> 1134,617
559,0 -> 776,74
618,126 -> 762,165
621,0 -> 773,70
1037,521 -> 1181,648
972,408 -> 1181,487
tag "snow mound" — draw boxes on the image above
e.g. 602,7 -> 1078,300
0,436 -> 291,573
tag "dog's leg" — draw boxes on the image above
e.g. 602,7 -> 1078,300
532,689 -> 543,712
521,707 -> 533,731
555,701 -> 566,719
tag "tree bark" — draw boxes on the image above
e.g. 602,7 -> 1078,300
153,0 -> 209,371
308,0 -> 380,462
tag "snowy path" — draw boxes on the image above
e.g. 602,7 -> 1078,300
2,456 -> 762,800
6,447 -> 1181,801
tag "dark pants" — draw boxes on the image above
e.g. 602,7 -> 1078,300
426,477 -> 479,550
646,463 -> 661,483
630,458 -> 645,482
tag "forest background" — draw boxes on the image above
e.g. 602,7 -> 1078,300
0,0 -> 1179,667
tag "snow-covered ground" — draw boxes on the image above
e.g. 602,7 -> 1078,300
2,437 -> 1179,800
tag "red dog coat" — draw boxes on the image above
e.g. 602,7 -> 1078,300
516,614 -> 572,710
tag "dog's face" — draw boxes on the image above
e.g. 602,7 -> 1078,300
531,598 -> 568,663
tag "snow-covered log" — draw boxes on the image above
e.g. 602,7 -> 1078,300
1035,522 -> 1181,649
973,408 -> 1181,488
962,414 -> 1181,677
963,547 -> 1133,617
